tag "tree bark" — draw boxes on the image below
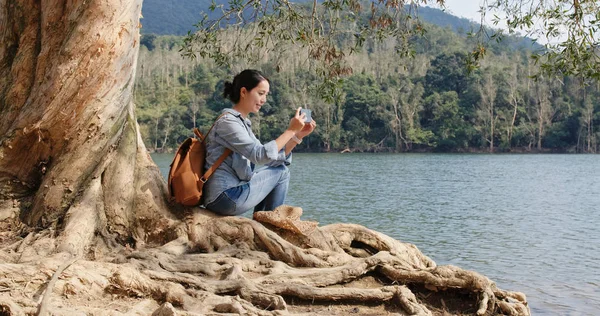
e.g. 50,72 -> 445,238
0,0 -> 176,249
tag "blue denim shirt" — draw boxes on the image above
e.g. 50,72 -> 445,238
203,108 -> 292,205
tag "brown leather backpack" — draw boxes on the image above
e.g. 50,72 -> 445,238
168,114 -> 231,206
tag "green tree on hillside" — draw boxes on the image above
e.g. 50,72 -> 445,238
342,74 -> 392,150
427,91 -> 470,150
425,52 -> 470,96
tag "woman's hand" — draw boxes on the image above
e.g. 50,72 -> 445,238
296,118 -> 316,139
287,107 -> 306,133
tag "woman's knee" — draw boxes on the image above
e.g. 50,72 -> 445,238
275,165 -> 290,182
206,192 -> 240,216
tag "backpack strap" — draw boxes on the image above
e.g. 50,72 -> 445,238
200,148 -> 232,183
193,128 -> 203,139
199,112 -> 233,183
192,112 -> 231,141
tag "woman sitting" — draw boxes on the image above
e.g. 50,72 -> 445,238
203,69 -> 316,216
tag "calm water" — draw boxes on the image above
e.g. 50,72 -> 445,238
152,153 -> 599,315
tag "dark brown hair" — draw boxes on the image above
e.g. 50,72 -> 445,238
223,69 -> 269,103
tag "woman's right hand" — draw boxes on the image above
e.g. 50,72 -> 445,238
287,107 -> 306,133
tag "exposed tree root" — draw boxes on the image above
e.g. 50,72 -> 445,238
0,205 -> 529,316
36,254 -> 78,316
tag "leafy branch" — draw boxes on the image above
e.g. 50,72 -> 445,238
486,0 -> 599,81
181,0 -> 440,99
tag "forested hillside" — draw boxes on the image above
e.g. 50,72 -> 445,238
135,9 -> 599,153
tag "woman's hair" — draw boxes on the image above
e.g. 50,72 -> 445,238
223,69 -> 268,103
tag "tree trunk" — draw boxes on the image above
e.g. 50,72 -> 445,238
154,116 -> 159,150
161,116 -> 172,152
0,1 -> 530,315
389,90 -> 403,152
583,93 -> 594,153
325,102 -> 331,151
508,101 -> 518,148
190,98 -> 199,130
490,106 -> 495,152
478,73 -> 497,152
0,0 -> 175,250
506,66 -> 520,149
537,112 -> 544,150
535,82 -> 552,151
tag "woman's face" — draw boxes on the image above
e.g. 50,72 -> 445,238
239,79 -> 269,115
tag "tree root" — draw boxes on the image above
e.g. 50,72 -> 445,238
184,213 -> 528,315
36,254 -> 78,316
0,297 -> 24,316
102,212 -> 529,315
0,210 -> 529,315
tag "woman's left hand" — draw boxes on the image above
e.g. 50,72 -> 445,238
296,120 -> 316,139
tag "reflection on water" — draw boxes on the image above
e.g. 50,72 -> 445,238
152,153 -> 600,315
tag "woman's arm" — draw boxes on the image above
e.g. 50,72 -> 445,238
214,108 -> 306,165
276,129 -> 297,154
275,107 -> 306,153
214,108 -> 312,164
284,120 -> 317,155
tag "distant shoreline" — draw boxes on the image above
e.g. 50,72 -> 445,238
149,146 -> 585,154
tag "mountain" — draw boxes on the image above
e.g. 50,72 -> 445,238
416,6 -> 537,50
140,0 -> 537,50
141,0 -> 220,35
416,6 -> 481,35
141,1 -> 484,36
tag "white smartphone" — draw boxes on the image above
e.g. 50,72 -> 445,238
300,109 -> 312,123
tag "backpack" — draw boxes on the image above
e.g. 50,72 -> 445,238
168,114 -> 231,206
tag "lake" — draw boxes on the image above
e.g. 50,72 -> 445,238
152,152 -> 600,315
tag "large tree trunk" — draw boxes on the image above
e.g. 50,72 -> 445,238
0,0 -> 176,252
0,1 -> 530,315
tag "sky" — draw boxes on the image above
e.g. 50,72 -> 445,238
427,0 -> 546,43
427,0 -> 504,27
433,0 -> 574,45
439,0 -> 487,23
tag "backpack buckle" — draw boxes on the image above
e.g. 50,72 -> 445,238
200,177 -> 208,184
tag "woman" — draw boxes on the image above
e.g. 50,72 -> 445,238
203,69 -> 316,216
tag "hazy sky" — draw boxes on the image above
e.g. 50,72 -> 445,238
441,0 -> 486,22
439,0 -> 565,44
428,0 -> 544,42
429,0 -> 496,25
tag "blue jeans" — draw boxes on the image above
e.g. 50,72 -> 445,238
206,165 -> 290,216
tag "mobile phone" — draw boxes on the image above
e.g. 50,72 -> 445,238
300,109 -> 312,123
